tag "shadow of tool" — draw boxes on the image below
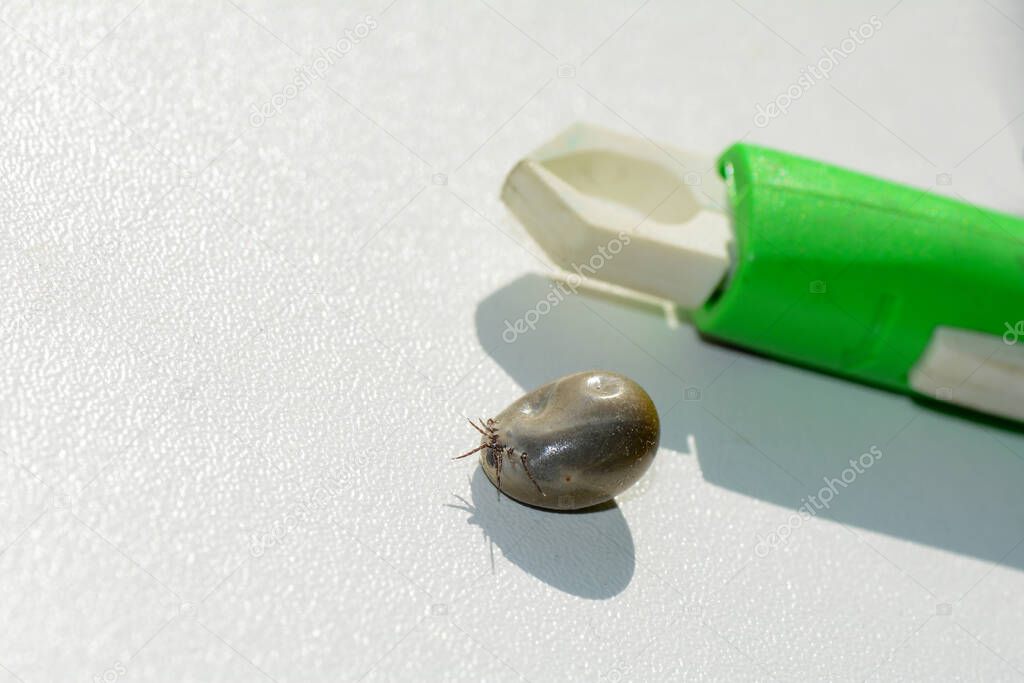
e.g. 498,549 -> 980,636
474,273 -> 725,456
476,273 -> 1024,577
447,467 -> 635,600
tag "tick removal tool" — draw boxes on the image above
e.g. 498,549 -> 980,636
501,123 -> 1024,424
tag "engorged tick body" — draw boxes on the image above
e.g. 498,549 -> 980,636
455,370 -> 660,510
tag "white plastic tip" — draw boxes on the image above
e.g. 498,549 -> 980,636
910,326 -> 1024,423
501,122 -> 733,309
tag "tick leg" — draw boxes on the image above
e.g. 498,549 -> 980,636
494,447 -> 504,499
453,443 -> 487,460
518,451 -> 544,496
467,418 -> 488,436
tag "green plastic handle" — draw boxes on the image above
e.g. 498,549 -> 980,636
692,143 -> 1024,393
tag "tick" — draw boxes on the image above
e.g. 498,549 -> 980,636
454,370 -> 660,510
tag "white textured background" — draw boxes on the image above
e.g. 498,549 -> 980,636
2,1 -> 1024,681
